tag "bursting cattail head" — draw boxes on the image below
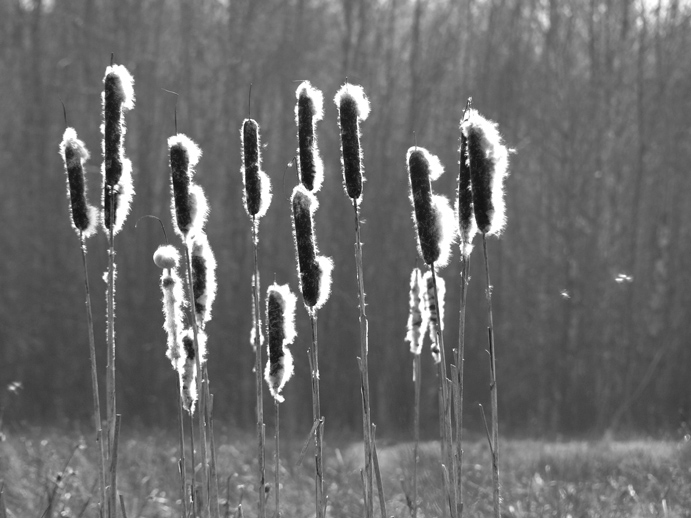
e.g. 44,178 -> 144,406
241,118 -> 272,219
60,128 -> 98,237
334,83 -> 370,200
102,64 -> 135,235
405,268 -> 427,355
457,132 -> 477,257
168,134 -> 206,238
423,270 -> 445,364
179,329 -> 199,414
407,147 -> 456,267
190,232 -> 217,328
461,109 -> 509,236
295,81 -> 324,192
155,245 -> 185,367
264,283 -> 297,402
291,185 -> 333,310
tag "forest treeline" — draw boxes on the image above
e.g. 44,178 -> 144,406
1,0 -> 690,437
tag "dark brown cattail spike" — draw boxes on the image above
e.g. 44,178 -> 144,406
295,81 -> 324,193
335,84 -> 371,200
60,128 -> 98,237
242,119 -> 272,219
168,135 -> 207,238
461,109 -> 509,236
101,64 -> 135,234
407,147 -> 456,268
291,185 -> 333,310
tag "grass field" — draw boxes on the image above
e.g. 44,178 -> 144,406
1,426 -> 689,518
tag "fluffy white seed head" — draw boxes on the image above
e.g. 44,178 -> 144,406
461,109 -> 509,236
104,64 -> 135,111
334,83 -> 371,121
190,232 -> 217,328
423,270 -> 445,364
405,268 -> 427,355
153,244 -> 180,270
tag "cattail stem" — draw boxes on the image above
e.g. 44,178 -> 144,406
412,352 -> 421,518
352,199 -> 374,518
188,412 -> 197,517
308,311 -> 324,518
430,267 -> 456,518
481,235 -> 500,518
105,186 -> 118,518
177,379 -> 188,518
454,255 -> 469,518
206,391 -> 220,518
274,400 -> 280,518
252,217 -> 267,518
79,235 -> 107,515
183,244 -> 209,518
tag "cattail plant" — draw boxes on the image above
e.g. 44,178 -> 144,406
168,132 -> 219,517
454,101 -> 477,517
334,82 -> 382,518
59,127 -> 106,514
406,146 -> 457,518
153,243 -> 189,517
291,184 -> 333,518
295,81 -> 324,193
404,267 -> 427,518
461,109 -> 509,518
240,115 -> 273,518
423,271 -> 446,365
264,283 -> 297,518
101,62 -> 135,518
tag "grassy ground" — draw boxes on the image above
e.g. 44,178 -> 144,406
1,426 -> 690,518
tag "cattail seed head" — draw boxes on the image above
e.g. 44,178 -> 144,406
179,329 -> 198,414
295,81 -> 324,192
334,83 -> 370,200
60,128 -> 98,237
291,185 -> 333,309
461,109 -> 509,236
153,244 -> 180,270
159,250 -> 186,368
264,283 -> 297,402
168,134 -> 205,238
423,271 -> 445,364
190,232 -> 217,328
457,133 -> 477,257
241,119 -> 272,219
405,268 -> 427,355
407,147 -> 456,267
102,64 -> 135,234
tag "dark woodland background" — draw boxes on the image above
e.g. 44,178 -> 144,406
1,0 -> 691,438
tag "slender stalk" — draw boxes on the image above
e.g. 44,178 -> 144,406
251,218 -> 267,518
454,255 -> 469,518
482,235 -> 500,518
177,381 -> 188,518
110,415 -> 121,518
352,199 -> 374,518
430,267 -> 456,518
308,312 -> 324,518
274,400 -> 280,518
106,186 -> 117,518
371,425 -> 387,518
183,244 -> 209,518
412,353 -> 421,518
189,412 -> 197,518
206,391 -> 220,518
79,234 -> 106,515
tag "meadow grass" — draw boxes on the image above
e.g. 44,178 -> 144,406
3,427 -> 689,518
